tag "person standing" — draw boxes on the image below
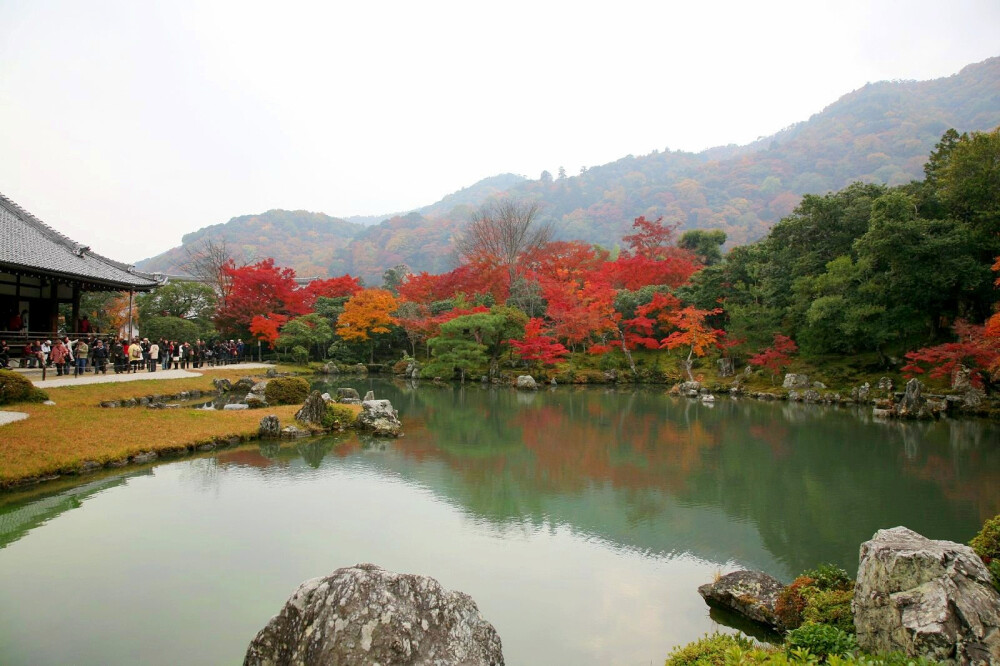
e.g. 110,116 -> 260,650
92,339 -> 108,374
50,339 -> 68,375
74,338 -> 89,376
148,340 -> 159,372
129,338 -> 144,373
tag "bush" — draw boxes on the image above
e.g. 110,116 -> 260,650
665,632 -> 758,665
322,403 -> 357,429
801,589 -> 855,634
971,514 -> 1000,591
291,345 -> 309,366
776,576 -> 816,630
264,377 -> 310,405
392,357 -> 412,375
785,623 -> 857,659
802,564 -> 853,591
0,369 -> 48,405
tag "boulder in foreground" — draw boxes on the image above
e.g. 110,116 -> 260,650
854,526 -> 1000,664
244,563 -> 504,665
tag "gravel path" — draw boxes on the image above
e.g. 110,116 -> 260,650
0,411 -> 29,426
32,362 -> 275,389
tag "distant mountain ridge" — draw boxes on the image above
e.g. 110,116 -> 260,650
137,56 -> 1000,283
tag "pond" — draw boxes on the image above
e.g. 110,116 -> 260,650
1,379 -> 998,665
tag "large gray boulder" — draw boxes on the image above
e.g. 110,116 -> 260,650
232,377 -> 255,392
782,373 -> 810,389
698,570 -> 785,630
357,399 -> 403,437
244,563 -> 504,665
259,415 -> 281,438
212,377 -> 232,392
515,375 -> 537,391
854,526 -> 1000,664
336,387 -> 361,403
295,390 -> 327,426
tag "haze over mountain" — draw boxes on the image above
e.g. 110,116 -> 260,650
137,56 -> 1000,284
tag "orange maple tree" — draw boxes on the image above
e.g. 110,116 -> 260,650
660,305 -> 724,381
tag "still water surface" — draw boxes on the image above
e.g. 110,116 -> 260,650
1,380 -> 998,665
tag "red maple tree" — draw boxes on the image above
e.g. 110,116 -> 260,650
509,318 -> 569,366
748,333 -> 799,384
214,259 -> 307,334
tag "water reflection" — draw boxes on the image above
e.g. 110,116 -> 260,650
314,379 -> 1000,577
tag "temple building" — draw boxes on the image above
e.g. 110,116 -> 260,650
0,192 -> 163,340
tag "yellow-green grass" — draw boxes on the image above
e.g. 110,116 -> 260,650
0,368 -> 351,488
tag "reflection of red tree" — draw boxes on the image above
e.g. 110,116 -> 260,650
217,449 -> 284,469
748,424 -> 791,459
903,453 -> 1000,522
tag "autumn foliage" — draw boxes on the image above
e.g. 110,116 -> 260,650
748,334 -> 799,382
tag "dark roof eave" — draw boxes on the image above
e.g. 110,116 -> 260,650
0,261 -> 161,292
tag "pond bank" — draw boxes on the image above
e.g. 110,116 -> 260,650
0,368 -> 304,490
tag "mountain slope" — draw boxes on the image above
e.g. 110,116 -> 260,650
138,56 -> 1000,283
136,209 -> 362,277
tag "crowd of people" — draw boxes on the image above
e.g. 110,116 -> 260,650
1,336 -> 247,375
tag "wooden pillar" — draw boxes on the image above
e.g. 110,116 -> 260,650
71,284 -> 80,334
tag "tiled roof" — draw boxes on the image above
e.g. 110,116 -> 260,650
0,192 -> 162,290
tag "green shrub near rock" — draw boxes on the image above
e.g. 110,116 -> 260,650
970,513 -> 1000,591
0,370 -> 48,405
785,622 -> 857,659
264,377 -> 310,405
776,564 -> 854,632
322,403 -> 357,429
665,632 -> 758,665
664,631 -> 937,665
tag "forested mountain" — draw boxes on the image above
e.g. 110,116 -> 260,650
138,57 -> 1000,283
137,209 -> 363,277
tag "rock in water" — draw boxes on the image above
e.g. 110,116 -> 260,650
295,391 -> 327,425
698,570 -> 785,630
357,399 -> 403,437
363,390 -> 375,401
259,415 -> 280,438
244,563 -> 504,666
854,526 -> 1000,664
335,387 -> 361,402
515,375 -> 537,391
897,378 -> 928,419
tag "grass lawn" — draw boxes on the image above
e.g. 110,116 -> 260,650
0,367 -> 336,488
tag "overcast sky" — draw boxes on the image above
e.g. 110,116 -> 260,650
1,0 -> 998,263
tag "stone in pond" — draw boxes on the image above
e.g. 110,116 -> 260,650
243,563 -> 504,666
698,570 -> 785,630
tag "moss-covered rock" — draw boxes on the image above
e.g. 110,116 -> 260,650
322,403 -> 357,429
0,370 -> 48,405
263,377 -> 310,405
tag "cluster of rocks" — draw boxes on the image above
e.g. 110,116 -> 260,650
100,389 -> 209,409
394,358 -> 421,380
698,526 -> 1000,664
258,388 -> 403,440
319,362 -> 369,376
244,564 -> 504,665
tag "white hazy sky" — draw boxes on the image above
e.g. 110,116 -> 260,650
1,0 -> 999,263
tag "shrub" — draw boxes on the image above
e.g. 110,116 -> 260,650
776,576 -> 816,630
264,377 -> 310,405
802,564 -> 853,591
802,589 -> 855,633
322,403 -> 357,429
971,514 -> 1000,591
0,369 -> 48,405
785,623 -> 857,659
665,632 -> 758,665
392,358 -> 411,375
571,369 -> 607,384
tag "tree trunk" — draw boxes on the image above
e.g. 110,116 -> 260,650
617,328 -> 637,376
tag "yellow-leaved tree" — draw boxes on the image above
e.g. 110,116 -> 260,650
336,289 -> 399,363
